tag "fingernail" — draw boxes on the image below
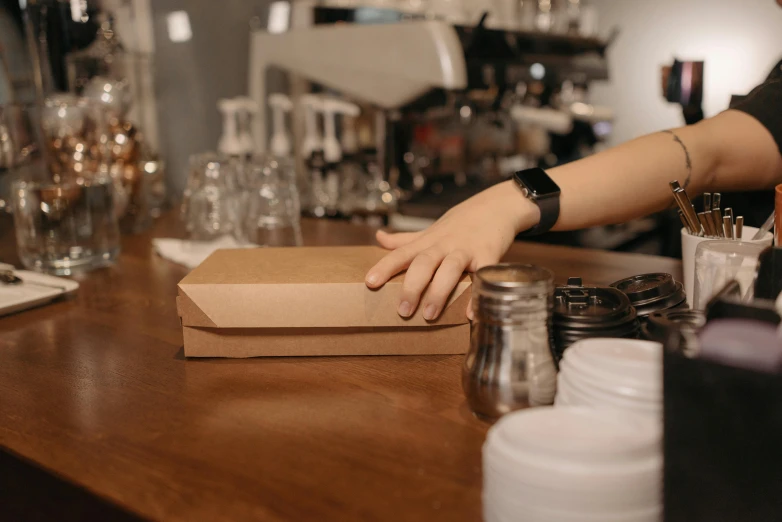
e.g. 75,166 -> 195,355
398,301 -> 412,317
366,273 -> 378,286
423,304 -> 437,321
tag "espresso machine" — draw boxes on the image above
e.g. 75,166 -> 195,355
249,1 -> 620,241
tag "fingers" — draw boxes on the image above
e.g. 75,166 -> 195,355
398,249 -> 444,317
376,229 -> 421,250
421,251 -> 470,320
465,256 -> 494,321
365,244 -> 419,288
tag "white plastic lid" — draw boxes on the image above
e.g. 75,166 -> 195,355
489,407 -> 660,463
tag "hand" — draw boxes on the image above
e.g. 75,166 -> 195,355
365,180 -> 540,320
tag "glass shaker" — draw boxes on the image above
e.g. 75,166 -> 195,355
463,264 -> 557,419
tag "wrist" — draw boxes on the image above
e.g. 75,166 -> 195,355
500,180 -> 541,235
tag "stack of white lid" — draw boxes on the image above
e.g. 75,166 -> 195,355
483,406 -> 662,522
555,339 -> 662,417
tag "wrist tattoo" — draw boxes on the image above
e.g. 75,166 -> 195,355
663,130 -> 692,189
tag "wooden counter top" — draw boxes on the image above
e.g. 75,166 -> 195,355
0,214 -> 681,522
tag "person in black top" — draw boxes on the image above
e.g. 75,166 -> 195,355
364,1 -> 782,322
721,58 -> 782,226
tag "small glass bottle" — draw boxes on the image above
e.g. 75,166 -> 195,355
463,264 -> 557,419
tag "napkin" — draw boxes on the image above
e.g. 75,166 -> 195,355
153,236 -> 258,269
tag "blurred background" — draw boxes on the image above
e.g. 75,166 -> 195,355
1,0 -> 780,258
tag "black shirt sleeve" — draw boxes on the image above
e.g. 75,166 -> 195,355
731,78 -> 782,157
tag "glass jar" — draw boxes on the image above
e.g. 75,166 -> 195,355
463,264 -> 557,419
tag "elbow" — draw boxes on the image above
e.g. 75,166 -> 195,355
696,110 -> 782,193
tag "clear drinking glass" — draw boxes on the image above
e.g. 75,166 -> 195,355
243,156 -> 302,247
693,240 -> 768,309
180,153 -> 241,241
0,103 -> 44,211
12,176 -> 120,275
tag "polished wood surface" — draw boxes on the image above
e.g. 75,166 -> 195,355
0,214 -> 681,521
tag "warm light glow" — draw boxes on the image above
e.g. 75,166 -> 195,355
268,2 -> 291,34
167,11 -> 193,43
570,102 -> 594,116
70,0 -> 88,23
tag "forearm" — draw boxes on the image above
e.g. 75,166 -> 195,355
541,110 -> 782,231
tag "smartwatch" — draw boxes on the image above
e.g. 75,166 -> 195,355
513,168 -> 561,237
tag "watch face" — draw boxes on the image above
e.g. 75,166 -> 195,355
516,168 -> 561,198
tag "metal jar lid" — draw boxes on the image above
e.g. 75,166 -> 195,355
475,264 -> 554,295
474,264 -> 554,324
641,308 -> 706,343
553,277 -> 638,331
610,273 -> 687,318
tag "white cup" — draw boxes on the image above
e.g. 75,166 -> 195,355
681,226 -> 772,306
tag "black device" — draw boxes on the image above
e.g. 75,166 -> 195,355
662,58 -> 705,125
513,168 -> 561,236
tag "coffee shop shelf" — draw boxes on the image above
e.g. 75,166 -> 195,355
0,212 -> 680,521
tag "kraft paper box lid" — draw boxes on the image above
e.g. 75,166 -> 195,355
177,246 -> 471,329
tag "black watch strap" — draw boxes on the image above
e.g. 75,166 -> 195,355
518,194 -> 560,237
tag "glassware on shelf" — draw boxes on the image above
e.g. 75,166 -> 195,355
337,161 -> 365,217
180,153 -> 242,241
305,151 -> 329,218
0,103 -> 43,211
19,0 -> 164,222
37,94 -> 152,232
243,155 -> 302,247
355,162 -> 397,226
64,10 -> 159,157
12,175 -> 120,275
64,12 -> 125,93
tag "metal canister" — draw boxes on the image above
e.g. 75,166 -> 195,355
462,264 -> 557,419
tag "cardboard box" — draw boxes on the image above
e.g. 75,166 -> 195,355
177,246 -> 472,357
